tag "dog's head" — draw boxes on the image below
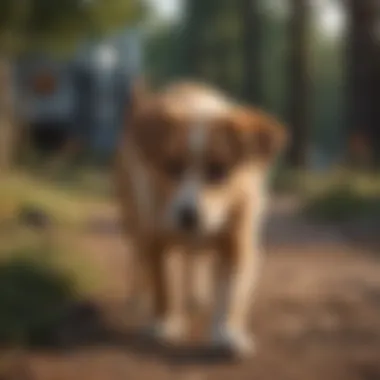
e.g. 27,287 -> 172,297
129,82 -> 287,236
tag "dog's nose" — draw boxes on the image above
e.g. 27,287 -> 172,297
178,206 -> 198,230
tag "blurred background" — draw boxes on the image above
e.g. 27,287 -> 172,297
0,1 -> 379,380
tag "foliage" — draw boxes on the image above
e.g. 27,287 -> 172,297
0,0 -> 145,55
0,171 -> 106,346
303,178 -> 380,222
311,23 -> 345,158
145,23 -> 181,87
0,250 -> 76,346
0,171 -> 108,225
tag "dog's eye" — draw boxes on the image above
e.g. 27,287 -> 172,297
204,161 -> 228,183
163,159 -> 186,180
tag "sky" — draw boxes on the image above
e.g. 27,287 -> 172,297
319,2 -> 345,36
147,0 -> 181,20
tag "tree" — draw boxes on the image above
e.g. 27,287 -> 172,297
0,0 -> 145,172
346,0 -> 379,168
180,0 -> 224,82
240,0 -> 262,105
286,0 -> 311,168
0,0 -> 144,55
373,35 -> 380,167
180,0 -> 206,79
145,23 -> 179,87
180,0 -> 242,91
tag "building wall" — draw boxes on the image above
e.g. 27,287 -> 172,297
15,28 -> 143,159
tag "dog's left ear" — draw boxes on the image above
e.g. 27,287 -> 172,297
233,108 -> 288,163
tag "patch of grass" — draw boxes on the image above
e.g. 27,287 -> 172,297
303,183 -> 380,223
0,170 -> 111,347
0,248 -> 77,346
0,171 -> 110,226
272,168 -> 380,196
271,169 -> 304,194
0,243 -> 104,347
0,227 -> 104,346
0,228 -> 103,297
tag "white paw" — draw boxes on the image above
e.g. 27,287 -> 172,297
211,326 -> 256,357
143,317 -> 187,344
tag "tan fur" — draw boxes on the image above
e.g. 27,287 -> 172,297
114,80 -> 287,356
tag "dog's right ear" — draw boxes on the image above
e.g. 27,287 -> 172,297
128,79 -> 180,160
225,107 -> 288,165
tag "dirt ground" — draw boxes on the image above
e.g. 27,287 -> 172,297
3,199 -> 380,380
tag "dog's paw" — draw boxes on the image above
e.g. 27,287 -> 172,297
211,326 -> 256,358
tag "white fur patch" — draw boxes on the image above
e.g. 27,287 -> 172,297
166,84 -> 232,121
165,176 -> 200,229
185,93 -> 230,119
189,121 -> 206,157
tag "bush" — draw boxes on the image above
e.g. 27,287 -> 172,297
303,185 -> 380,222
0,254 -> 77,346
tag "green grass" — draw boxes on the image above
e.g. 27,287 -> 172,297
271,168 -> 380,222
273,168 -> 380,195
0,232 -> 104,346
0,171 -> 110,226
0,171 -> 110,347
0,253 -> 75,346
301,171 -> 380,222
0,246 -> 82,346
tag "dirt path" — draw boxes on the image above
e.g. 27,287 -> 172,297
9,198 -> 380,380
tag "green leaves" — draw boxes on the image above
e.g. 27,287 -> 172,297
85,0 -> 145,35
0,0 -> 145,55
0,254 -> 76,345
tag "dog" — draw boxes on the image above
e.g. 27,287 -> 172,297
114,80 -> 287,357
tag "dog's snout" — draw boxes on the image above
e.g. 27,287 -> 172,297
178,206 -> 198,230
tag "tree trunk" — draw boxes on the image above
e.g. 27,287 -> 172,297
286,0 -> 311,169
240,0 -> 262,105
181,0 -> 207,80
373,42 -> 380,167
369,3 -> 380,168
0,57 -> 16,174
346,0 -> 379,168
181,0 -> 224,83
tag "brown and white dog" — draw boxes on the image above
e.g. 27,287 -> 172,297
114,81 -> 287,357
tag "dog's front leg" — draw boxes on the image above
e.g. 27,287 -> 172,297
212,211 -> 264,357
147,244 -> 188,344
190,250 -> 216,311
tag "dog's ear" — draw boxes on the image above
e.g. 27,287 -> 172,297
230,108 -> 288,164
128,82 -> 183,160
250,109 -> 288,162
